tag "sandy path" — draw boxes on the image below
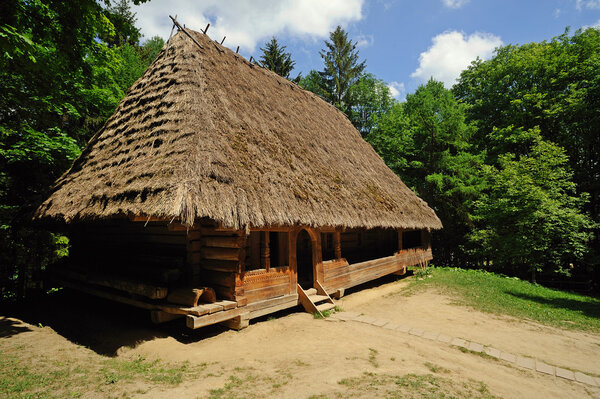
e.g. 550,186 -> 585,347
2,276 -> 599,398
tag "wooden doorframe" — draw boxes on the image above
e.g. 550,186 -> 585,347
290,227 -> 323,289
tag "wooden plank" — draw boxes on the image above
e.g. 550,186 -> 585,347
197,302 -> 224,314
297,284 -> 319,315
244,282 -> 290,303
243,270 -> 290,290
186,308 -> 245,329
247,297 -> 298,319
56,269 -> 168,299
216,300 -> 237,310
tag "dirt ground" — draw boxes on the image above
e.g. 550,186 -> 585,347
2,275 -> 600,398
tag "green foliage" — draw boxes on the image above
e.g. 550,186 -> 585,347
100,0 -> 141,47
319,25 -> 366,111
0,0 -> 158,301
454,28 -> 600,273
258,36 -> 296,79
405,267 -> 600,332
369,79 -> 484,266
470,136 -> 594,279
347,73 -> 394,136
299,69 -> 330,99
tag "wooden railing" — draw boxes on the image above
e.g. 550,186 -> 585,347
321,247 -> 432,293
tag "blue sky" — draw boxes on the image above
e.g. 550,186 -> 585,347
133,0 -> 600,99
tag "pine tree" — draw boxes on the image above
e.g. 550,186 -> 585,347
258,37 -> 296,79
319,26 -> 366,111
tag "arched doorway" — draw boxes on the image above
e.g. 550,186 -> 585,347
296,229 -> 314,289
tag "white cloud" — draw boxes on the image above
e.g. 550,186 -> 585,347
411,30 -> 503,87
133,0 -> 364,52
554,8 -> 562,18
576,0 -> 600,10
442,0 -> 470,9
388,81 -> 405,99
582,18 -> 600,30
356,34 -> 374,48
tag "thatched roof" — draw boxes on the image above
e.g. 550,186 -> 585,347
35,29 -> 442,230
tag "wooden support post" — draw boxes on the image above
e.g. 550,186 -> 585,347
261,231 -> 270,271
420,229 -> 429,249
220,36 -> 226,44
203,23 -> 210,34
220,313 -> 249,330
236,46 -> 239,53
334,231 -> 342,260
398,229 -> 403,251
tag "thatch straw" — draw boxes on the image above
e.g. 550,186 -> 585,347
35,30 -> 442,231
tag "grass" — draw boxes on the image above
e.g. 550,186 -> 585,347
208,367 -> 292,399
331,372 -> 499,399
403,267 -> 600,333
0,349 -> 204,399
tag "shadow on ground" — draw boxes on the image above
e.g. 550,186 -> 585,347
0,317 -> 33,338
506,290 -> 600,319
1,272 -> 413,355
1,289 -> 233,356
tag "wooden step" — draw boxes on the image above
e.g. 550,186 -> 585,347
309,295 -> 331,304
316,302 -> 336,313
304,288 -> 317,296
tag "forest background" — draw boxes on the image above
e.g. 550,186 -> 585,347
0,0 -> 598,301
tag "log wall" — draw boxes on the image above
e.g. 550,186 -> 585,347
68,220 -> 187,286
187,226 -> 247,305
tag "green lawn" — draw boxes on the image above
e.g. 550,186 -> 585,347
404,267 -> 600,333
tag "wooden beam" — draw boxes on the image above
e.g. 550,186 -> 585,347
55,269 -> 167,300
169,15 -> 203,50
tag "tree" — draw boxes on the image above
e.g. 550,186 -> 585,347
101,0 -> 141,47
299,70 -> 329,100
470,135 -> 594,282
258,37 -> 296,79
137,35 -> 165,66
368,79 -> 483,267
347,74 -> 394,136
454,28 -> 600,247
0,0 -> 151,300
319,26 -> 366,111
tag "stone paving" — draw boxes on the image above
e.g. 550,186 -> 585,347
331,311 -> 600,388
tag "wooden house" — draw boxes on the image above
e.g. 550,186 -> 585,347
35,28 -> 442,330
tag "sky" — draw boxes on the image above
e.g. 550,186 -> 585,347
132,0 -> 600,100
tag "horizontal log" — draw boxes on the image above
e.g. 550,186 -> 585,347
167,287 -> 216,307
199,227 -> 242,236
244,282 -> 291,304
55,268 -> 167,299
202,247 -> 241,261
54,278 -> 210,316
201,236 -> 245,249
201,270 -> 237,287
200,259 -> 240,273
